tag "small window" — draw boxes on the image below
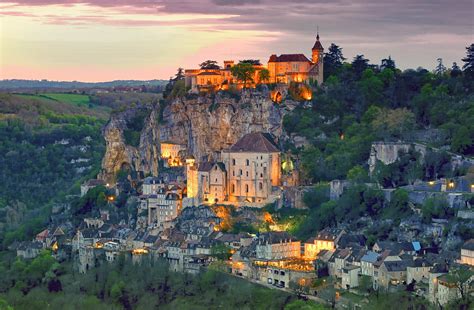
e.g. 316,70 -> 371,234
231,184 -> 235,193
260,173 -> 263,178
239,169 -> 242,176
232,159 -> 236,165
233,171 -> 235,176
246,171 -> 249,177
245,184 -> 249,193
246,159 -> 249,166
259,182 -> 263,190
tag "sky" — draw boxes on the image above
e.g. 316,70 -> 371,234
0,0 -> 472,82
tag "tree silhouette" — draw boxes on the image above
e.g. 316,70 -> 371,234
462,43 -> 474,79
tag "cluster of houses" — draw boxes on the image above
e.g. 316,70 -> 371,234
184,33 -> 324,92
230,228 -> 474,306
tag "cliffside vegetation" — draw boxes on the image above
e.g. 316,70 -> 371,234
285,44 -> 474,185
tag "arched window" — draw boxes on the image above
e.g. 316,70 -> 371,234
259,182 -> 263,190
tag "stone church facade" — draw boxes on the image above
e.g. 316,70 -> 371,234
185,132 -> 281,207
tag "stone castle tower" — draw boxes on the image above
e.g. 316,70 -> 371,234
311,33 -> 324,84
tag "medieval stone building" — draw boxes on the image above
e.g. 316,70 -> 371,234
185,132 -> 281,207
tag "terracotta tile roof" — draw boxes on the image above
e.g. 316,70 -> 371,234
197,71 -> 220,76
268,54 -> 310,63
228,132 -> 279,153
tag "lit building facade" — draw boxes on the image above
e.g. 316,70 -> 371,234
160,142 -> 186,167
460,239 -> 474,266
184,34 -> 324,91
184,132 -> 281,207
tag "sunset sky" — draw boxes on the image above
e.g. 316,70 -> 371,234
0,0 -> 472,82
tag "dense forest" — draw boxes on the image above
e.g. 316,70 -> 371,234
0,94 -> 108,248
0,251 -> 326,310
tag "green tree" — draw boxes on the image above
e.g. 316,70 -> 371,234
435,58 -> 447,76
371,107 -> 415,139
451,126 -> 474,154
210,243 -> 232,260
450,62 -> 462,78
347,165 -> 369,183
381,56 -> 396,70
386,189 -> 410,219
461,43 -> 474,79
351,55 -> 370,78
258,68 -> 270,83
323,43 -> 346,80
239,59 -> 261,65
230,62 -> 256,88
199,60 -> 220,70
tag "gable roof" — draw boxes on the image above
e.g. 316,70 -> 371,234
227,132 -> 279,153
198,162 -> 226,172
462,239 -> 474,251
383,260 -> 413,272
198,162 -> 214,172
268,54 -> 311,63
316,227 -> 344,241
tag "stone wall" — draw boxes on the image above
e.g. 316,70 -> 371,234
368,142 -> 427,174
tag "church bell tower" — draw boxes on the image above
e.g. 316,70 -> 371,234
311,32 -> 324,64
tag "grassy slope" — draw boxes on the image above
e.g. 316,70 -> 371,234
14,93 -> 111,118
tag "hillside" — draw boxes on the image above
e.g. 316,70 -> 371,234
0,93 -> 111,245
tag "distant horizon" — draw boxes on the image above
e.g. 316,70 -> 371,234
1,0 -> 472,81
0,58 -> 466,84
0,78 -> 167,83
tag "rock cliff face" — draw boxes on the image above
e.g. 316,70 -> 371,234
99,108 -> 160,182
99,91 -> 286,182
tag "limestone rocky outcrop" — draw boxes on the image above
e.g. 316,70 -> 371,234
99,91 -> 287,182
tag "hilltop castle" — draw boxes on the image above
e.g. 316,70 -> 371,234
184,33 -> 324,91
